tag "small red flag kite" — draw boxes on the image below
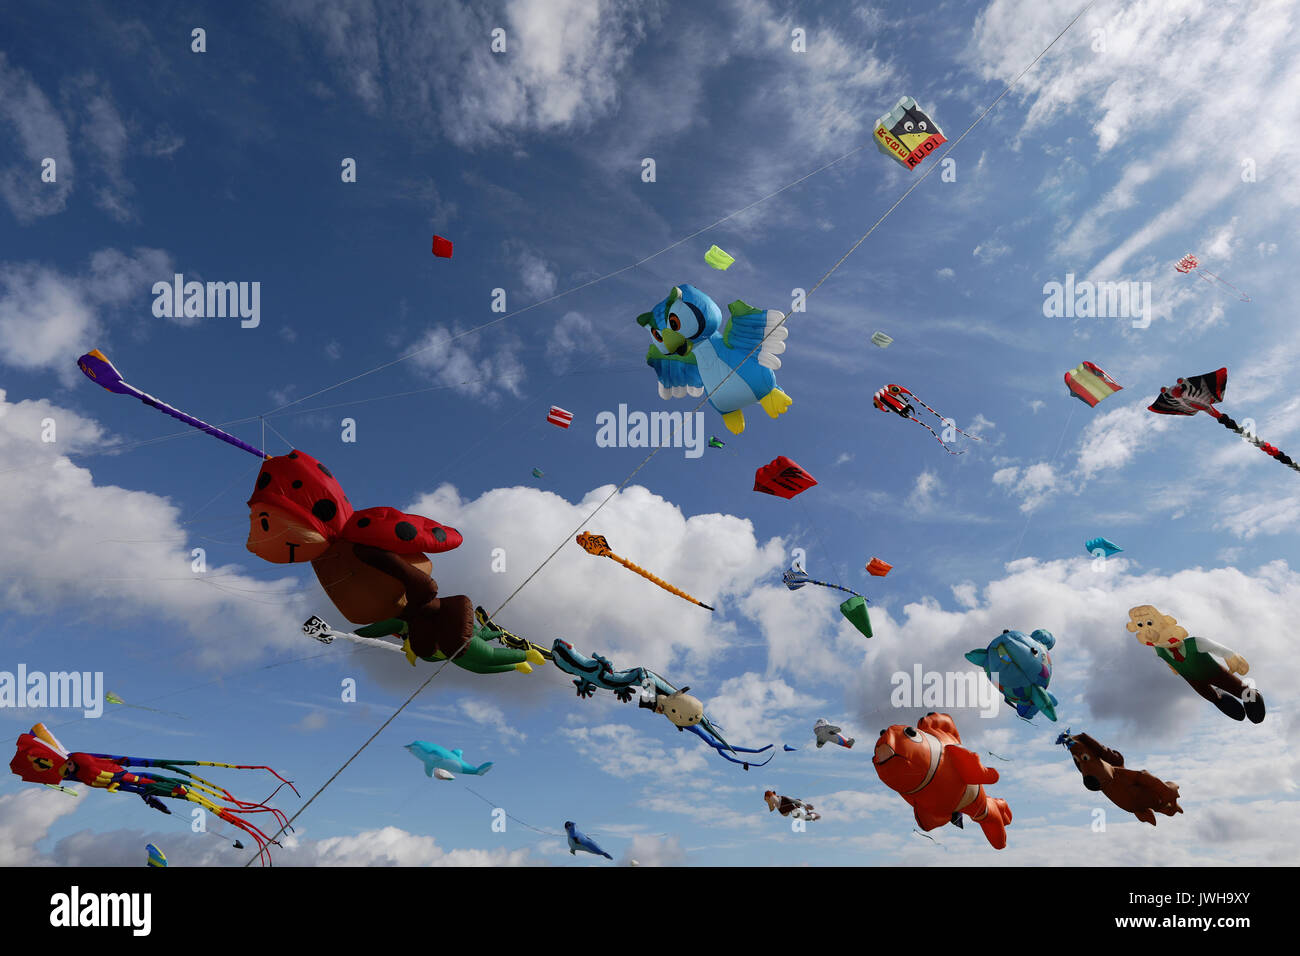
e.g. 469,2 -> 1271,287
432,236 -> 453,258
547,406 -> 574,429
754,456 -> 817,499
866,557 -> 892,577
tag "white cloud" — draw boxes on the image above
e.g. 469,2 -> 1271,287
0,391 -> 307,666
282,0 -> 648,148
0,53 -> 73,222
0,247 -> 173,378
404,325 -> 526,400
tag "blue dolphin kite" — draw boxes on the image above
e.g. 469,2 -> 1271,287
965,628 -> 1058,721
564,821 -> 613,860
404,742 -> 493,777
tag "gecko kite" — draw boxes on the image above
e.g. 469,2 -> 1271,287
638,284 -> 791,435
10,723 -> 297,865
550,640 -> 774,769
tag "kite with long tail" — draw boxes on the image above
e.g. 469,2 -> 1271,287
873,384 -> 981,454
1148,368 -> 1300,475
576,532 -> 714,610
1174,253 -> 1251,303
11,723 -> 297,865
782,566 -> 865,601
782,565 -> 874,639
77,349 -> 267,459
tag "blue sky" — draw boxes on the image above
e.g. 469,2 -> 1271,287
2,0 -> 1298,866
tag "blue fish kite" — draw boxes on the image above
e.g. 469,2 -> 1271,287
564,821 -> 613,860
965,628 -> 1058,721
1085,537 -> 1122,557
404,742 -> 494,777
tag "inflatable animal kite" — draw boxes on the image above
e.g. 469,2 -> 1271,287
965,628 -> 1058,721
249,450 -> 544,674
550,640 -> 774,769
75,352 -> 541,675
1147,367 -> 1300,475
872,712 -> 1012,849
565,821 -> 613,860
764,790 -> 820,821
404,742 -> 493,778
813,719 -> 854,749
873,383 -> 980,454
10,723 -> 296,865
1126,605 -> 1265,722
1056,730 -> 1182,826
638,284 -> 791,435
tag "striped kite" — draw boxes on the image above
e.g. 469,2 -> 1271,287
1064,361 -> 1122,407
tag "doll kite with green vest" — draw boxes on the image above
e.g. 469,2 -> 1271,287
1126,605 -> 1265,723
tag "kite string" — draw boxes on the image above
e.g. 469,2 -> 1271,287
253,0 -> 1101,848
493,0 -> 1098,618
242,647 -> 463,866
257,145 -> 872,420
461,785 -> 564,837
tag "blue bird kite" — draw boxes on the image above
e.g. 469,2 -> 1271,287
564,821 -> 613,860
637,284 -> 791,435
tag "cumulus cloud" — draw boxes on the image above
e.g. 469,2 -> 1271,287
0,391 -> 306,665
0,247 -> 173,378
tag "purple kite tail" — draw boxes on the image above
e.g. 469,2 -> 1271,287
77,349 -> 266,460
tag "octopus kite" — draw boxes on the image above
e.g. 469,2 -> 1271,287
873,383 -> 980,454
10,723 -> 296,865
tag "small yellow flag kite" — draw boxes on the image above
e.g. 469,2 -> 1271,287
576,532 -> 714,610
704,244 -> 735,270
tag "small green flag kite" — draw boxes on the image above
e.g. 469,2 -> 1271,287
704,244 -> 735,270
532,467 -> 544,478
708,436 -> 725,448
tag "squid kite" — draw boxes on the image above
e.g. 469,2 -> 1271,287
782,566 -> 872,638
1148,368 -> 1300,475
550,640 -> 774,769
873,384 -> 980,454
10,723 -> 297,865
576,532 -> 713,610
